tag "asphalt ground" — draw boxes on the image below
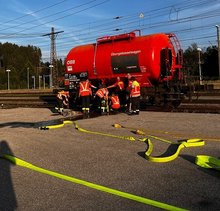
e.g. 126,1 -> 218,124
0,108 -> 220,211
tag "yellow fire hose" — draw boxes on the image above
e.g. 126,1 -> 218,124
74,122 -> 135,141
40,120 -> 74,130
195,155 -> 220,170
15,119 -> 215,210
39,121 -> 220,170
1,154 -> 187,211
144,138 -> 205,162
113,123 -> 219,170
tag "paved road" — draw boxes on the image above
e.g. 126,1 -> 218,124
0,108 -> 220,210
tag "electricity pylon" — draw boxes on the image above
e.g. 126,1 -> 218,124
43,27 -> 64,87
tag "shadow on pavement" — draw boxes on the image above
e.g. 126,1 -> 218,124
137,141 -> 180,159
0,115 -> 84,129
0,141 -> 17,210
180,154 -> 220,179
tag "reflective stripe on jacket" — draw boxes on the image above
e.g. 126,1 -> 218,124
96,88 -> 109,99
111,95 -> 120,109
79,81 -> 92,97
57,91 -> 69,100
115,81 -> 124,90
130,80 -> 140,97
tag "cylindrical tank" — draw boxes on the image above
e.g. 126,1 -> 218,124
65,31 -> 182,87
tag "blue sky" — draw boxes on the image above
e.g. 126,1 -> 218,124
1,0 -> 220,62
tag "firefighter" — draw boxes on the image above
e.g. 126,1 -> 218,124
126,73 -> 132,88
107,77 -> 126,107
126,73 -> 133,112
55,90 -> 70,114
109,92 -> 120,112
95,85 -> 109,115
129,76 -> 140,115
107,76 -> 124,91
78,77 -> 96,118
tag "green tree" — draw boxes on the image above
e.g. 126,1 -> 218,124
0,42 -> 42,89
183,43 -> 219,80
203,46 -> 218,79
183,43 -> 202,77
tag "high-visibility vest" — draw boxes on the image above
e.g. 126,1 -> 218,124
57,91 -> 69,100
114,81 -> 124,90
96,88 -> 109,99
79,81 -> 92,97
111,95 -> 120,109
130,80 -> 140,97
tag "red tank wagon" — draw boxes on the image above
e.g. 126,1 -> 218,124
65,30 -> 184,107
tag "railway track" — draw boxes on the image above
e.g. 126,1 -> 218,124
0,89 -> 56,109
0,89 -> 220,113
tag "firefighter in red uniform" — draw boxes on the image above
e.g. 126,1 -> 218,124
129,76 -> 140,115
126,73 -> 133,112
95,85 -> 109,114
107,77 -> 125,107
55,90 -> 70,114
79,77 -> 96,118
107,77 -> 124,90
109,92 -> 120,112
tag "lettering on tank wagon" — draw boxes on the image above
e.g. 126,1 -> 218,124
67,59 -> 75,65
67,60 -> 75,72
127,66 -> 138,69
111,50 -> 141,56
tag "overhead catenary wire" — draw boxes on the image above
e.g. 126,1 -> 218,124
1,0 -> 219,61
46,4 -> 220,46
1,0 -> 69,26
24,8 -> 220,47
0,0 -> 98,32
0,0 -> 209,32
1,0 -> 213,37
0,0 -> 110,39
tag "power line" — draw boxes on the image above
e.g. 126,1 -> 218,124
0,0 -> 69,27
43,27 -> 64,87
0,0 -> 98,32
1,0 -> 220,61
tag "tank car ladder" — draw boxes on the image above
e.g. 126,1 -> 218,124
167,33 -> 183,68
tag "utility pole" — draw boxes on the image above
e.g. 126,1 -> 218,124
43,27 -> 64,87
197,48 -> 202,85
6,69 -> 11,90
27,67 -> 29,89
215,25 -> 220,79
